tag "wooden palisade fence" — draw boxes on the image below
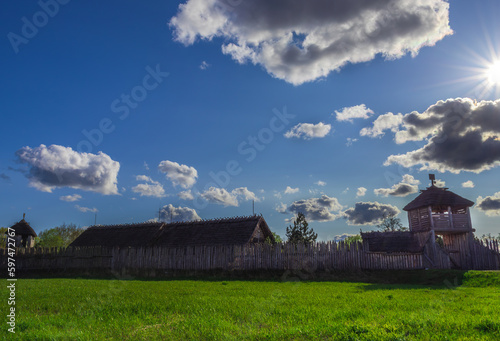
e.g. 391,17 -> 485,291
2,240 -> 499,273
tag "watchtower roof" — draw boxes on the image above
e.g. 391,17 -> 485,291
9,218 -> 37,237
403,185 -> 474,211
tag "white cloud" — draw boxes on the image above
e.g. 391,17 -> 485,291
178,190 -> 194,200
335,104 -> 374,122
286,195 -> 343,222
136,175 -> 152,182
232,187 -> 260,202
160,204 -> 201,222
284,122 -> 331,139
284,186 -> 299,194
476,192 -> 500,216
462,180 -> 475,188
360,112 -> 403,138
343,202 -> 400,225
200,60 -> 210,70
16,144 -> 120,195
59,194 -> 82,202
385,98 -> 500,173
200,187 -> 259,207
374,174 -> 420,197
132,183 -> 166,198
132,175 -> 166,198
201,187 -> 238,207
275,202 -> 287,214
170,0 -> 452,85
158,160 -> 198,189
356,187 -> 367,197
75,205 -> 98,213
346,138 -> 358,147
315,180 -> 326,186
434,179 -> 446,188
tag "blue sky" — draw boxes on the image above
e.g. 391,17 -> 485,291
1,0 -> 500,240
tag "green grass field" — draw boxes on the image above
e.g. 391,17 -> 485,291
1,271 -> 499,340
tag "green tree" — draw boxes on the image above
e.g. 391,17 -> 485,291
343,234 -> 362,245
376,215 -> 408,232
37,223 -> 84,248
0,227 -> 7,247
272,232 -> 282,243
286,212 -> 317,244
265,232 -> 283,245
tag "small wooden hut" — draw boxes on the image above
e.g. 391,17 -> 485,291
8,214 -> 37,248
403,175 -> 475,268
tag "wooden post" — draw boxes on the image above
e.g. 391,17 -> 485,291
428,206 -> 435,230
429,229 -> 438,268
466,207 -> 473,229
447,206 -> 453,229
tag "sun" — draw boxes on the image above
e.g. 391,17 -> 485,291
486,61 -> 500,85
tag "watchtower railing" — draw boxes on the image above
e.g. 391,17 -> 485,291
431,213 -> 471,230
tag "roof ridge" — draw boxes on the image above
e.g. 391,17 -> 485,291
88,221 -> 164,229
87,215 -> 261,229
163,215 -> 260,226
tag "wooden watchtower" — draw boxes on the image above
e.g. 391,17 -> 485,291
403,175 -> 475,268
8,214 -> 37,248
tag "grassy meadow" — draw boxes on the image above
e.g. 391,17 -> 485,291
1,271 -> 499,340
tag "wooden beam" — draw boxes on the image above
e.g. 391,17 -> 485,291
448,206 -> 453,229
428,206 -> 435,230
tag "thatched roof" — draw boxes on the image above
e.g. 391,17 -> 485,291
69,215 -> 274,248
153,215 -> 272,247
361,231 -> 425,253
69,221 -> 163,248
9,219 -> 37,237
403,185 -> 474,211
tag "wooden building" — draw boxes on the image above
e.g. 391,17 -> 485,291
8,214 -> 37,248
361,175 -> 482,269
70,215 -> 274,248
403,175 -> 475,268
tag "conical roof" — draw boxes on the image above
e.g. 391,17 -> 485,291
9,219 -> 37,237
403,185 -> 474,211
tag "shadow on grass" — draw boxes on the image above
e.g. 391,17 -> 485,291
8,268 -> 490,288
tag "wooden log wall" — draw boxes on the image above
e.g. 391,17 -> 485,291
1,240 -> 498,272
470,238 -> 500,270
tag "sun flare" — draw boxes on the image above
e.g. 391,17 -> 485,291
486,61 -> 500,84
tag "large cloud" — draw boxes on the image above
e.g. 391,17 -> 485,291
343,201 -> 400,225
158,160 -> 198,189
385,98 -> 500,173
16,144 -> 120,195
335,104 -> 374,122
160,204 -> 201,222
132,175 -> 166,198
200,187 -> 258,207
170,0 -> 452,85
285,195 -> 343,222
476,192 -> 500,216
374,174 -> 420,197
284,122 -> 331,139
